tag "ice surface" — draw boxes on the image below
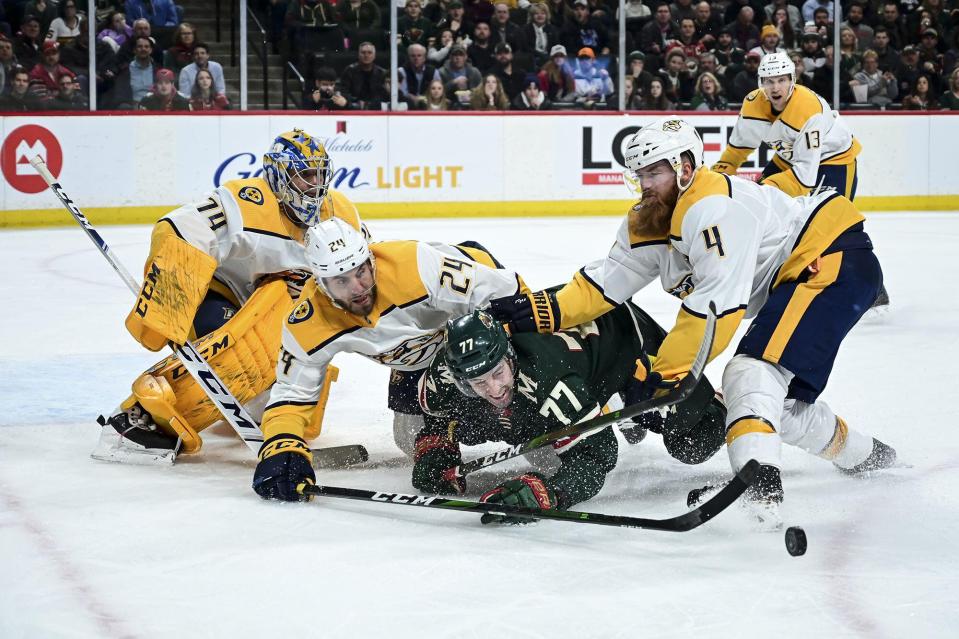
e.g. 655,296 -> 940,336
1,214 -> 958,638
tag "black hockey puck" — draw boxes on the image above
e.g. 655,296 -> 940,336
785,526 -> 807,557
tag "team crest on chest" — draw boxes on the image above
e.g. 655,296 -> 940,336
238,186 -> 264,205
289,299 -> 313,324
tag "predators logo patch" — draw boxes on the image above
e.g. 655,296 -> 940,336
662,119 -> 683,132
238,186 -> 264,205
289,299 -> 313,324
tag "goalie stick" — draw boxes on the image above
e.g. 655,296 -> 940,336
29,156 -> 366,469
299,459 -> 757,531
444,302 -> 718,481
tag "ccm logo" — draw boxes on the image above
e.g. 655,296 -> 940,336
371,492 -> 437,505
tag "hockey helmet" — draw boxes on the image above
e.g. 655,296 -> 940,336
444,310 -> 516,397
757,51 -> 796,100
623,117 -> 704,193
263,129 -> 333,227
304,217 -> 375,306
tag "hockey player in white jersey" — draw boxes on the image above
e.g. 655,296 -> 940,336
94,129 -> 364,465
251,217 -> 528,501
490,117 -> 897,527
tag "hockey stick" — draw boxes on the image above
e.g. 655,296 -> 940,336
29,156 -> 366,468
300,459 -> 757,531
444,302 -> 718,481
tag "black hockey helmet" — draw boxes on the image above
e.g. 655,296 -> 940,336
444,310 -> 515,384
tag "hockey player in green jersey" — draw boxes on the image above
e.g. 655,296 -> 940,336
413,302 -> 727,523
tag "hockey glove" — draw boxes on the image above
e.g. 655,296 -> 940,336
479,472 -> 557,525
488,290 -> 561,334
252,434 -> 316,502
623,353 -> 677,433
412,434 -> 466,495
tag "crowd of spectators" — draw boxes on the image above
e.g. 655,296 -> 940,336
2,0 -> 958,111
0,0 -> 230,111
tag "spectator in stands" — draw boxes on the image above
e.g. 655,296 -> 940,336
436,1 -> 472,42
897,45 -> 922,97
871,27 -> 901,74
468,21 -> 495,73
468,72 -> 509,109
28,41 -> 75,98
800,30 -> 825,80
189,68 -> 230,110
563,0 -> 609,56
106,35 -> 156,108
98,12 -> 133,53
769,7 -> 798,49
711,26 -> 744,80
538,43 -> 575,102
572,46 -> 613,105
689,70 -> 727,110
287,0 -> 338,31
851,49 -> 898,106
812,45 -> 854,104
692,1 -> 722,48
749,23 -> 783,58
839,27 -> 863,76
640,76 -> 674,109
490,3 -> 525,52
179,42 -> 226,97
801,0 -> 832,24
464,0 -> 495,26
337,0 -> 381,29
918,28 -> 944,76
119,19 -> 163,68
401,43 -> 440,99
670,0 -> 695,23
902,72 -> 939,109
640,3 -> 678,61
621,0 -> 652,22
441,42 -> 482,102
842,1 -> 873,52
729,49 -> 760,102
511,72 -> 552,109
14,15 -> 44,70
164,23 -> 198,76
524,3 -> 559,67
945,28 -> 959,77
340,41 -> 387,108
47,1 -> 82,46
399,0 -> 434,48
879,2 -> 908,52
0,67 -> 36,110
728,6 -> 760,51
124,0 -> 180,28
424,78 -> 452,110
139,68 -> 190,110
429,28 -> 456,65
45,73 -> 86,109
24,1 -> 57,37
657,47 -> 694,102
0,35 -> 18,82
60,24 -> 117,94
764,0 -> 801,34
940,67 -> 959,109
628,50 -> 655,94
491,42 -> 525,99
305,65 -> 353,110
675,17 -> 706,59
790,51 -> 812,88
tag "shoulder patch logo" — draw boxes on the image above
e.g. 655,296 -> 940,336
238,186 -> 264,205
288,299 -> 313,324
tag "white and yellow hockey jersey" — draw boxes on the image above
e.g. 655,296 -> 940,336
261,240 -> 527,440
551,169 -> 863,380
715,86 -> 861,197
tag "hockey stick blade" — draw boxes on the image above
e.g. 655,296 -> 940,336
311,444 -> 369,470
299,459 -> 756,532
446,302 -> 718,480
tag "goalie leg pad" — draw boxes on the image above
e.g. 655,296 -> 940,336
125,227 -> 218,350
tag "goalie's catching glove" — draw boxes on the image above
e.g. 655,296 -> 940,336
252,434 -> 316,502
488,290 -> 561,334
479,472 -> 558,525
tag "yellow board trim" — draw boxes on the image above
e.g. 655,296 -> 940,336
763,252 -> 843,364
726,418 -> 776,446
3,196 -> 959,228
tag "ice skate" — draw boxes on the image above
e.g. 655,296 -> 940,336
91,403 -> 180,466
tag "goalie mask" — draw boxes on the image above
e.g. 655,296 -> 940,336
444,310 -> 516,409
263,129 -> 333,227
623,117 -> 704,195
304,217 -> 376,314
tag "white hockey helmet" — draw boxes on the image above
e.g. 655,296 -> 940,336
757,51 -> 796,85
623,117 -> 704,193
304,217 -> 375,302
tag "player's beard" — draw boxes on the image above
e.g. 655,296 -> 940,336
341,284 -> 377,316
629,180 -> 679,238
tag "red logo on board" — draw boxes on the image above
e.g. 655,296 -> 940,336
1,124 -> 63,193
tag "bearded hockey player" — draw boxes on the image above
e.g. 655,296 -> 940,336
94,129 -> 364,465
490,117 -> 898,528
412,305 -> 728,524
251,217 -> 529,501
